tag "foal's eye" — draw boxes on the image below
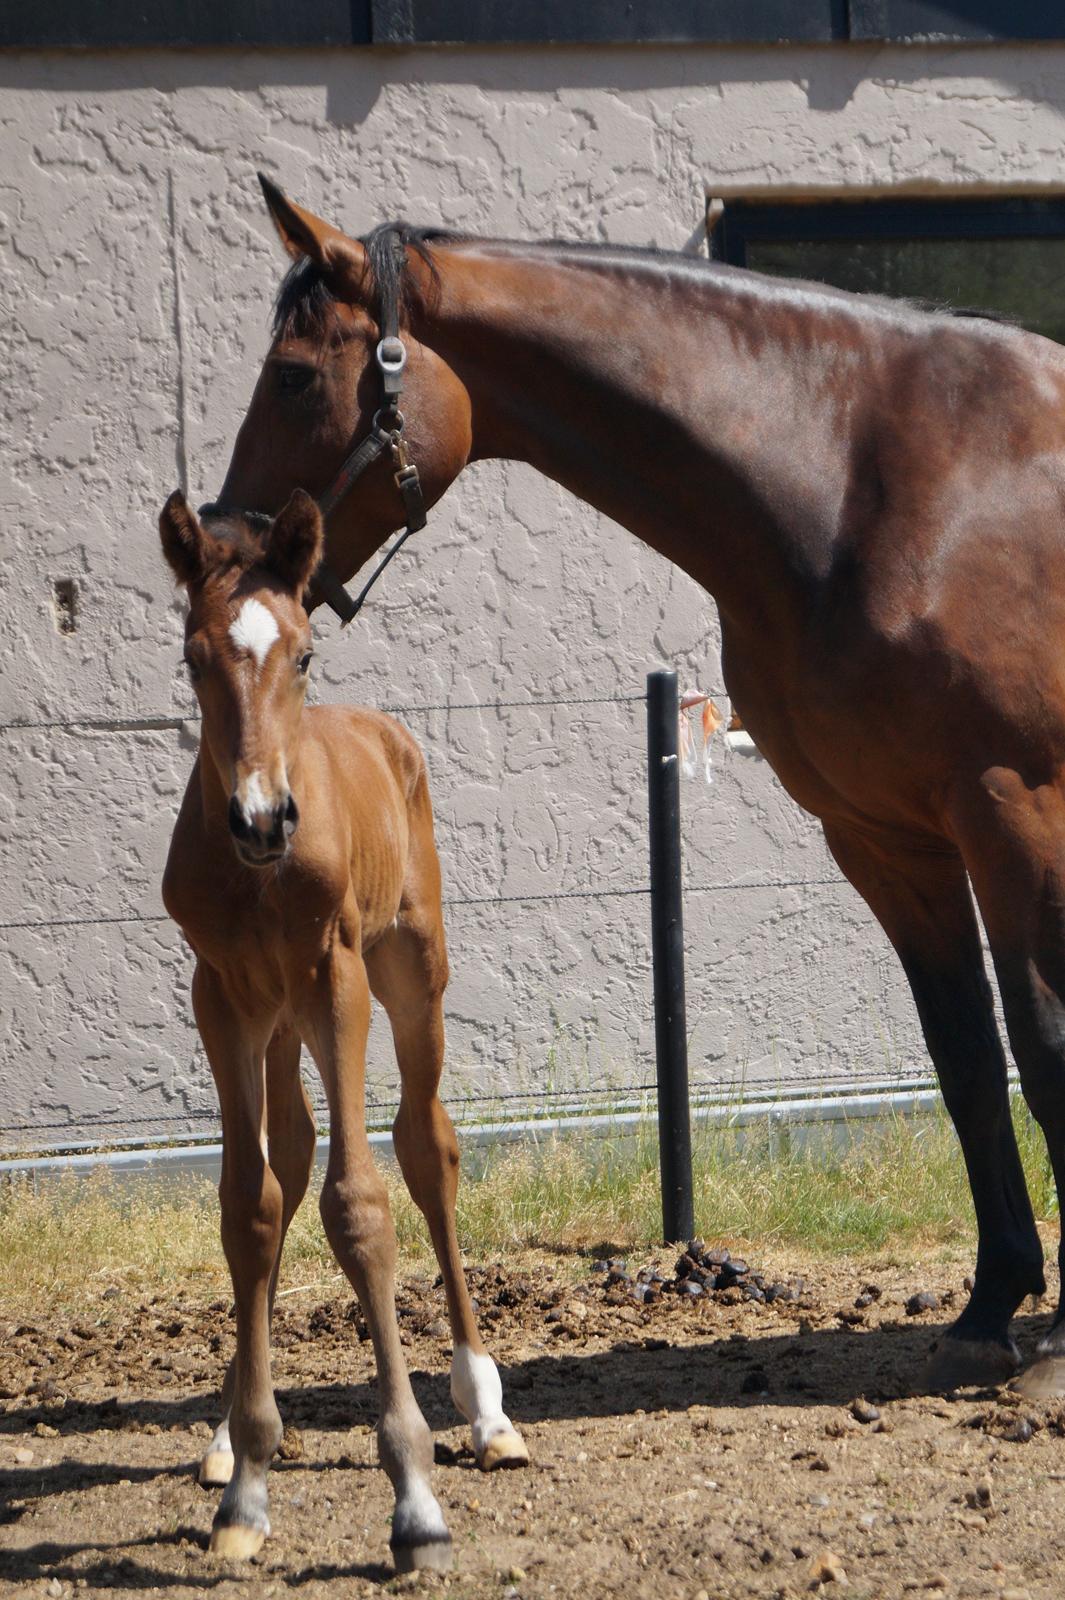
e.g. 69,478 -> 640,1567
183,655 -> 201,684
297,652 -> 313,676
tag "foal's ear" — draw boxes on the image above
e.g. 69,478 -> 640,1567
264,489 -> 323,596
257,173 -> 369,296
159,491 -> 210,588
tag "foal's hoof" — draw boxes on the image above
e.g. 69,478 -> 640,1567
198,1448 -> 235,1487
209,1522 -> 267,1560
923,1336 -> 1021,1392
391,1535 -> 453,1575
1012,1355 -> 1065,1400
478,1427 -> 530,1471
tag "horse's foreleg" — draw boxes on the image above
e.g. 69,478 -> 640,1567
300,942 -> 451,1574
200,1021 -> 317,1488
956,784 -> 1065,1397
192,964 -> 283,1558
824,823 -> 1043,1388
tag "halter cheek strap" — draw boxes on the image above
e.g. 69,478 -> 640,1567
309,245 -> 428,626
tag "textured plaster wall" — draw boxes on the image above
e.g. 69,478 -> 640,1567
2,42 -> 1064,1149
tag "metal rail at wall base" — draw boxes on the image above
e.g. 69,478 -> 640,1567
0,1077 -> 952,1192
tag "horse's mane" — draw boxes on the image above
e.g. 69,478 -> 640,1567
271,221 -> 1014,339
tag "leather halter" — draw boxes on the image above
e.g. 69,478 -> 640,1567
203,230 -> 427,627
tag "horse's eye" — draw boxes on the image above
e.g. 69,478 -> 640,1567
277,365 -> 314,395
183,655 -> 201,683
297,652 -> 313,676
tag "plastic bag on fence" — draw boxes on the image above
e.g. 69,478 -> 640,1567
679,692 -> 724,784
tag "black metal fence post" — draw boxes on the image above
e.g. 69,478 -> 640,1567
646,669 -> 695,1244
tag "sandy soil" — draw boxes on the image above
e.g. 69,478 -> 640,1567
2,1246 -> 1065,1599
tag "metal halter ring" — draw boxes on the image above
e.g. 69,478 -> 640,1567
375,336 -> 408,375
372,406 -> 405,434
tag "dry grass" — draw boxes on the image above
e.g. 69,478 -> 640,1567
0,1098 -> 1057,1319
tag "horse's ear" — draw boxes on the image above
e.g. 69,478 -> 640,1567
159,491 -> 210,588
257,173 -> 369,295
264,489 -> 323,596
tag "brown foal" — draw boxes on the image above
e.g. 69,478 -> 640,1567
159,488 -> 526,1568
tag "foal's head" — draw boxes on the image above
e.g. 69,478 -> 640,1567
160,489 -> 323,867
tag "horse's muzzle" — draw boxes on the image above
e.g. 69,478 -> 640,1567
228,792 -> 299,866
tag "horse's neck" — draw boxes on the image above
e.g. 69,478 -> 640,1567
424,247 -> 857,627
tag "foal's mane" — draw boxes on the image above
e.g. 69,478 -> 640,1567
271,221 -> 1013,342
196,516 -> 272,576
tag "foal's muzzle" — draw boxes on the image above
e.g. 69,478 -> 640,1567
228,792 -> 299,865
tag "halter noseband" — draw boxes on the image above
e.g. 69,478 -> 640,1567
203,229 -> 427,627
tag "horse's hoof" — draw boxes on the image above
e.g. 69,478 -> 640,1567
1012,1355 -> 1065,1400
922,1336 -> 1021,1391
209,1522 -> 266,1560
392,1535 -> 453,1575
478,1427 -> 530,1471
198,1448 -> 235,1487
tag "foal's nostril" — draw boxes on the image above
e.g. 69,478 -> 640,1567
283,793 -> 299,836
228,796 -> 253,842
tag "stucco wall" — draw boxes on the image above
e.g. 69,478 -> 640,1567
3,42 -> 1064,1150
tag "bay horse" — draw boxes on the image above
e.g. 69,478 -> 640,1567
159,487 -> 527,1568
205,177 -> 1065,1402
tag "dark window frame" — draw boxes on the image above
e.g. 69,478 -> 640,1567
3,0 -> 1063,50
711,197 -> 1065,271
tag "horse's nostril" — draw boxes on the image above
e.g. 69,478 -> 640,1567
228,796 -> 252,841
283,793 -> 299,835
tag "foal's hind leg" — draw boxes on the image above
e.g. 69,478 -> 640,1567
955,784 -> 1065,1397
200,1021 -> 317,1487
367,919 -> 529,1471
824,824 -> 1043,1388
299,941 -> 451,1572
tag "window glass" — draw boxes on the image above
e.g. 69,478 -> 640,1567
745,235 -> 1065,346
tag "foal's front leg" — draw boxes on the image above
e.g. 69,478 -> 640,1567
200,1021 -> 317,1488
193,964 -> 283,1557
300,941 -> 451,1573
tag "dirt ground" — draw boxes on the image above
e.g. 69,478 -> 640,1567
3,1245 -> 1065,1600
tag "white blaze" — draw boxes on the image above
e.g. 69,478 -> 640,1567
229,598 -> 280,670
242,770 -> 271,821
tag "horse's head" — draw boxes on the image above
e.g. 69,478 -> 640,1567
160,487 -> 323,867
210,179 -> 473,606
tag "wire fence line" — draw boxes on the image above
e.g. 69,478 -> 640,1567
0,689 -> 658,738
0,880 -> 845,937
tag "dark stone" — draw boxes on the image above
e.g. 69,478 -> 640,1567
905,1291 -> 939,1316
